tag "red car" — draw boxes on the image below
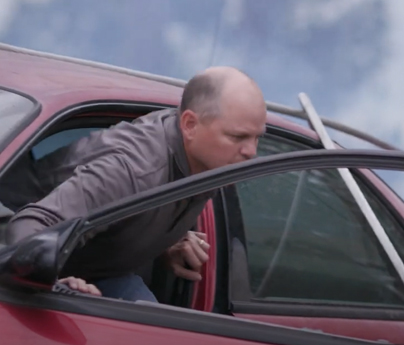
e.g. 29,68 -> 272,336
0,43 -> 403,345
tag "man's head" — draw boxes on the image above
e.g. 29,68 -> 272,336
179,66 -> 267,174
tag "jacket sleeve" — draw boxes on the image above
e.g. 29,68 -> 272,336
6,153 -> 138,244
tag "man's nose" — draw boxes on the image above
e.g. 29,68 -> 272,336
240,141 -> 257,159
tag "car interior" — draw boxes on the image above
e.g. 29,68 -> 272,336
0,102 -> 216,309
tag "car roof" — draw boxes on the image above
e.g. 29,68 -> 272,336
1,43 -> 396,150
0,43 -> 320,138
0,43 -> 183,107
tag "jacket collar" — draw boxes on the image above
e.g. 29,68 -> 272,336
164,108 -> 216,200
164,108 -> 191,180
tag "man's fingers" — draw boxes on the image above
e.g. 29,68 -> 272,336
167,232 -> 211,280
58,277 -> 71,284
58,277 -> 102,296
87,284 -> 102,296
188,231 -> 210,253
59,276 -> 81,290
172,264 -> 202,281
198,239 -> 210,252
182,242 -> 204,271
190,240 -> 209,264
76,279 -> 89,292
193,232 -> 207,241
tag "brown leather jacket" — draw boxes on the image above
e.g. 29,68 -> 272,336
5,108 -> 210,280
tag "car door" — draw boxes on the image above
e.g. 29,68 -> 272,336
0,149 -> 402,345
217,133 -> 404,344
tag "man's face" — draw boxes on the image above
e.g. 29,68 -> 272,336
186,93 -> 267,172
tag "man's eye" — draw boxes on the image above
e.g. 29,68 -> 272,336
230,134 -> 245,140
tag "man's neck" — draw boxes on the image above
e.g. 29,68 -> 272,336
183,147 -> 206,175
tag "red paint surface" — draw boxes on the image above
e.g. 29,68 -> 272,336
0,48 -> 182,167
0,302 -> 267,345
192,200 -> 217,312
235,314 -> 404,344
0,49 -> 183,102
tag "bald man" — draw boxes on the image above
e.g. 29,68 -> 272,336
6,67 -> 267,301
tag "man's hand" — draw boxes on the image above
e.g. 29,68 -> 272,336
166,231 -> 210,281
58,276 -> 102,296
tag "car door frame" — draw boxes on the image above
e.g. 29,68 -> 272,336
0,99 -> 174,178
1,149 -> 401,345
221,167 -> 404,311
0,99 -> 213,308
212,134 -> 404,343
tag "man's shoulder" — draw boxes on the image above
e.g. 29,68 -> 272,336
36,108 -> 178,191
115,107 -> 176,140
132,107 -> 176,125
108,108 -> 177,187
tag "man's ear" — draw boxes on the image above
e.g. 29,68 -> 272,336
180,109 -> 199,140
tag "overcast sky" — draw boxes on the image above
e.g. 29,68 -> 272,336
1,0 -> 404,192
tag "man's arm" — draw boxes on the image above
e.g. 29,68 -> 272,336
6,153 -> 137,244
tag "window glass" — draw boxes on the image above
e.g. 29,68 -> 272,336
0,127 -> 102,213
0,90 -> 37,148
232,134 -> 404,306
32,128 -> 100,159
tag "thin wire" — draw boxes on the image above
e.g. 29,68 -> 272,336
208,0 -> 226,67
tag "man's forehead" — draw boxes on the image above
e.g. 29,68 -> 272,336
222,120 -> 266,134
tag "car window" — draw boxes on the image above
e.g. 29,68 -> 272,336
231,134 -> 404,306
0,127 -> 102,213
0,89 -> 37,148
32,127 -> 100,160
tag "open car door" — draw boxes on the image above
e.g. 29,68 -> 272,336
0,149 -> 403,345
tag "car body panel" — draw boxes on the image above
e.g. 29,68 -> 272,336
0,49 -> 183,104
0,303 -> 266,345
235,314 -> 404,345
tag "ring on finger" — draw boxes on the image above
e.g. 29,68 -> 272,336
199,239 -> 205,246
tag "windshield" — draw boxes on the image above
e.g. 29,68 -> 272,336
0,90 -> 36,148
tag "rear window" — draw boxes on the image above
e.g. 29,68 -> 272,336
0,89 -> 38,149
